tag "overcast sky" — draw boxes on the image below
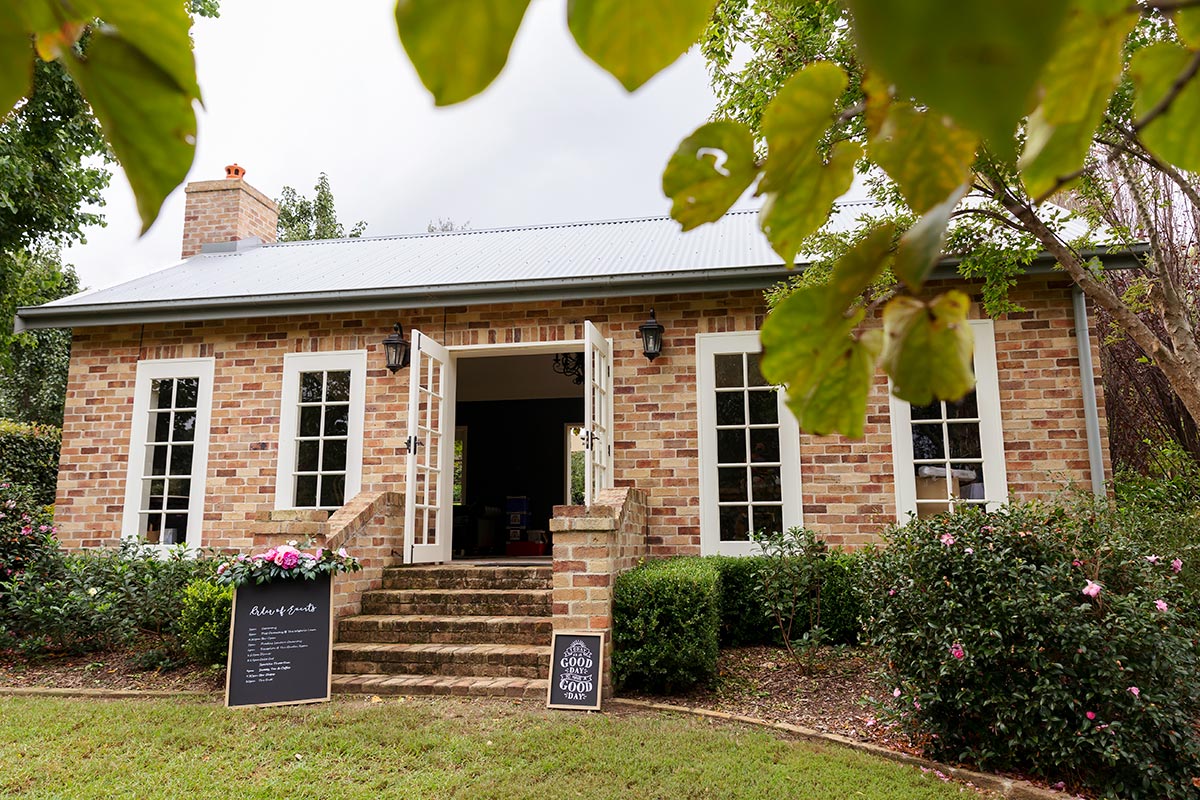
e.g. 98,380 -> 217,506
63,0 -> 731,292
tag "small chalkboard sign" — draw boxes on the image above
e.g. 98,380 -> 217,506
546,631 -> 604,711
225,574 -> 334,708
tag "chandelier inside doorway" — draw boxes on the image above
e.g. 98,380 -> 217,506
552,352 -> 585,385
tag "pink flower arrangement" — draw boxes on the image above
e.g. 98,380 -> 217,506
1082,580 -> 1102,598
215,540 -> 361,587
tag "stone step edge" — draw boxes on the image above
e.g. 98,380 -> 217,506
334,642 -> 547,655
338,614 -> 552,625
333,674 -> 547,697
362,588 -> 551,597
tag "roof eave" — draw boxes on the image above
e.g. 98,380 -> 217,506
15,245 -> 1147,332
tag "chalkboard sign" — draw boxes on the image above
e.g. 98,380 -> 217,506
546,631 -> 604,711
225,574 -> 334,708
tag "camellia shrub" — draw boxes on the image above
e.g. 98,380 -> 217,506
865,505 -> 1200,799
705,555 -> 775,646
0,420 -> 61,506
612,557 -> 720,692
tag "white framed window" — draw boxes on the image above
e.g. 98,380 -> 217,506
889,319 -> 1008,520
121,358 -> 215,549
697,332 -> 803,556
274,351 -> 367,510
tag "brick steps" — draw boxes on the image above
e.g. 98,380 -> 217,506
333,564 -> 552,698
333,673 -> 547,699
361,588 -> 550,617
333,642 -> 548,679
382,564 -> 552,591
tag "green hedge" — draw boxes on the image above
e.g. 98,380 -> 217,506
179,580 -> 233,665
706,555 -> 775,646
612,558 -> 720,693
0,420 -> 61,505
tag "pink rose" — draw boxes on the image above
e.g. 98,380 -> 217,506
262,548 -> 277,563
1082,580 -> 1101,598
280,551 -> 300,569
337,547 -> 348,558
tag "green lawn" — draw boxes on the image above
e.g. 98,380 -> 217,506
0,696 -> 988,799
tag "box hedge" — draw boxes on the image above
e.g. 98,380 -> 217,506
612,557 -> 720,692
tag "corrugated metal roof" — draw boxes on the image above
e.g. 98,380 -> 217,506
16,201 -> 1120,330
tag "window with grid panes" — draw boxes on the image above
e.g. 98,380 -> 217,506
274,351 -> 366,511
889,319 -> 1008,519
697,332 -> 802,555
121,358 -> 214,549
292,369 -> 351,508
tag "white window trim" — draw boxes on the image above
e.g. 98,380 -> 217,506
121,357 -> 215,550
889,319 -> 1009,520
274,350 -> 367,510
697,331 -> 803,556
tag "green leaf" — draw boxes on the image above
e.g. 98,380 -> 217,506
567,0 -> 716,92
843,0 -> 1071,154
758,63 -> 859,264
783,329 -> 881,438
1176,8 -> 1200,50
0,6 -> 33,118
662,120 -> 758,230
760,226 -> 894,438
1130,41 -> 1200,172
869,104 -> 977,214
395,0 -> 530,106
95,0 -> 201,99
893,184 -> 967,290
761,139 -> 860,265
1019,1 -> 1134,199
881,291 -> 975,406
63,29 -> 196,233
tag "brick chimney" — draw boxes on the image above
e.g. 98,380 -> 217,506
181,163 -> 279,258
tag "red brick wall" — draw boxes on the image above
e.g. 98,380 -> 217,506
54,277 -> 1107,552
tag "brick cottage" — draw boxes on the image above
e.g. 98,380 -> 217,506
15,167 -> 1125,696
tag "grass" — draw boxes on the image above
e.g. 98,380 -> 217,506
0,696 -> 991,799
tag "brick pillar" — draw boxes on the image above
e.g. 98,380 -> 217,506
181,165 -> 278,258
549,487 -> 647,699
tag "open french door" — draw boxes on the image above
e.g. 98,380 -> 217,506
404,330 -> 454,563
582,321 -> 613,505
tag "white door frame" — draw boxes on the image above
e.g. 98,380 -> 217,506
404,330 -> 454,564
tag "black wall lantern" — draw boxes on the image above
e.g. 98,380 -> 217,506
638,309 -> 665,361
383,323 -> 410,373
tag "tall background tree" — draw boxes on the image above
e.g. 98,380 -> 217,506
1,1 -> 218,427
275,173 -> 367,242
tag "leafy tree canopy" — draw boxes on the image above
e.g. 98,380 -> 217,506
276,173 -> 367,243
8,0 -> 1200,439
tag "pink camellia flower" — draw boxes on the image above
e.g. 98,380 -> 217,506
893,687 -> 902,698
940,532 -> 956,547
964,547 -> 974,555
216,562 -> 228,575
1086,711 -> 1096,721
1146,555 -> 1160,564
888,588 -> 896,596
1155,599 -> 1168,612
1172,558 -> 1183,574
913,700 -> 921,710
1128,686 -> 1140,698
1072,559 -> 1083,567
950,643 -> 965,660
279,551 -> 300,569
1082,580 -> 1102,598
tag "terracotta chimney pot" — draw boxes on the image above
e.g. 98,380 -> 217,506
225,163 -> 246,180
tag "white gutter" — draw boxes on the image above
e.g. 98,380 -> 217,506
1072,286 -> 1107,495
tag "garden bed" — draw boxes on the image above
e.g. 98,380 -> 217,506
0,642 -> 224,693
